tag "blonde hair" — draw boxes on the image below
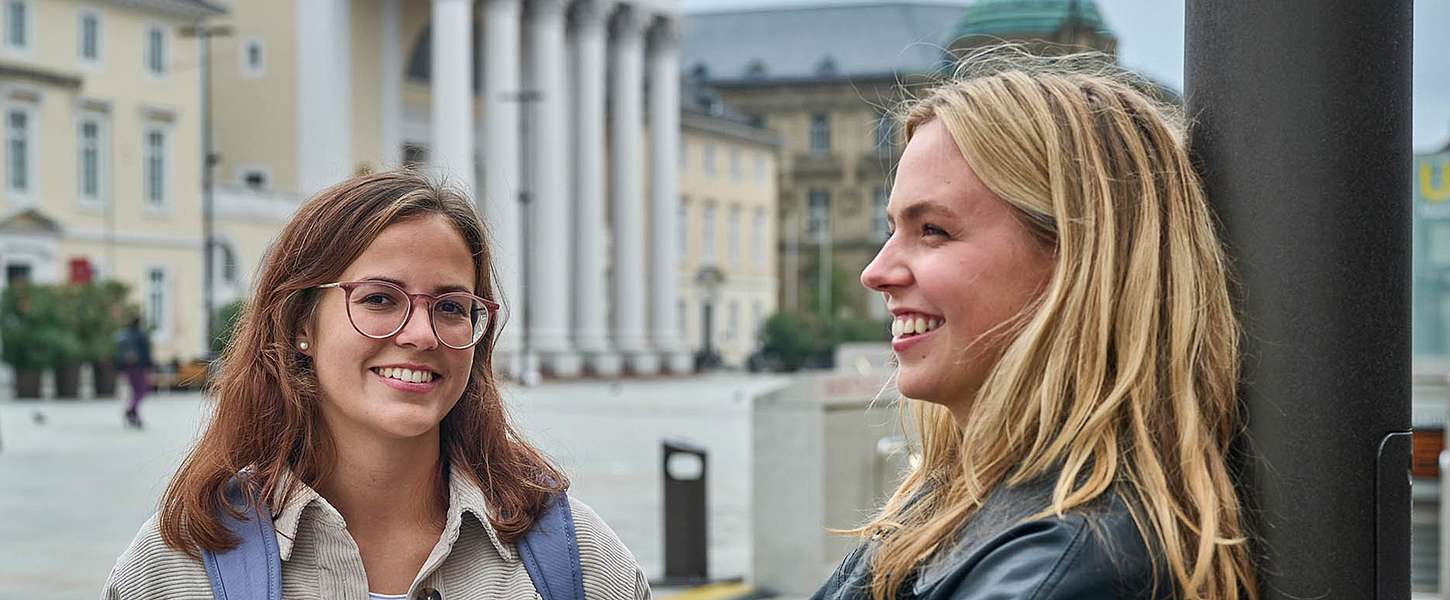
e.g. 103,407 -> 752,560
854,48 -> 1257,599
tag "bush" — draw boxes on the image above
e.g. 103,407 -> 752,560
756,310 -> 889,371
1,285 -> 81,371
211,300 -> 245,356
65,281 -> 131,365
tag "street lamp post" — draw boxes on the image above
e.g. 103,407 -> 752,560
179,22 -> 232,360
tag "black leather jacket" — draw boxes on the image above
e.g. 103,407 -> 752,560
810,476 -> 1171,600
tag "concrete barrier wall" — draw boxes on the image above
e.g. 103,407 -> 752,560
751,372 -> 907,596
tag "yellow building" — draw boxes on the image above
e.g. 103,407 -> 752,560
678,103 -> 779,367
0,0 -> 223,364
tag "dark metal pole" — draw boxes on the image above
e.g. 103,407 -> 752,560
181,23 -> 231,359
1185,1 -> 1412,598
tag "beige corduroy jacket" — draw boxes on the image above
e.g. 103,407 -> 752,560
102,464 -> 650,600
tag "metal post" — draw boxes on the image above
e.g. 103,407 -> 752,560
180,23 -> 231,359
1185,1 -> 1412,597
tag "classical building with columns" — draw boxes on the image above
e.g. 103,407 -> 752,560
205,0 -> 705,376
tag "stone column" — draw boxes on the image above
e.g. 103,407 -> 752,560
431,0 -> 474,193
569,0 -> 618,375
295,0 -> 351,196
483,0 -> 523,376
380,0 -> 402,166
609,5 -> 653,374
525,0 -> 581,376
648,16 -> 691,373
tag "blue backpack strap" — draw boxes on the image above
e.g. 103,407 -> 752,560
200,476 -> 282,600
517,493 -> 585,600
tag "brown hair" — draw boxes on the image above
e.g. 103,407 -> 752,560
158,169 -> 566,554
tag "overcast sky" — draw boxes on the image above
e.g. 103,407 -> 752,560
681,0 -> 1450,153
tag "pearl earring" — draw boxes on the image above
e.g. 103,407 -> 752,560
298,341 -> 310,351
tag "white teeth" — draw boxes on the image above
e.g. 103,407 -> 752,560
377,367 -> 433,383
893,314 -> 943,338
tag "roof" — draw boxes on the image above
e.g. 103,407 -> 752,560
682,2 -> 972,83
101,0 -> 227,19
953,0 -> 1109,39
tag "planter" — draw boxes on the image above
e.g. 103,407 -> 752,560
54,364 -> 81,399
93,362 -> 117,397
14,368 -> 41,399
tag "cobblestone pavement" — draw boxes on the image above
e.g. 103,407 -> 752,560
0,373 -> 789,599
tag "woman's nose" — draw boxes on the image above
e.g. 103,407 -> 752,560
394,297 -> 440,349
860,241 -> 910,292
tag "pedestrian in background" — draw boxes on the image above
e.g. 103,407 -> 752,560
103,171 -> 648,599
814,47 -> 1257,600
113,316 -> 152,429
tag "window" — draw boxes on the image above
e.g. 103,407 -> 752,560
809,113 -> 830,156
145,25 -> 166,76
5,0 -> 28,52
702,201 -> 717,264
216,241 -> 239,285
679,140 -> 688,171
78,11 -> 100,63
402,143 -> 429,168
727,300 -> 739,341
729,148 -> 741,182
144,126 -> 168,208
874,111 -> 894,153
728,205 -> 742,266
703,143 -> 716,178
807,189 -> 831,240
873,185 -> 889,240
7,107 -> 31,198
677,299 -> 687,339
241,38 -> 264,78
239,167 -> 270,191
77,115 -> 108,206
752,301 -> 764,338
752,207 -> 767,269
677,198 -> 688,263
145,267 -> 169,338
754,154 -> 766,184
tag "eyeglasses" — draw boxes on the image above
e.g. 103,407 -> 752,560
317,280 -> 498,349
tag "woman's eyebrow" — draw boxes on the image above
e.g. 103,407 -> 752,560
359,275 -> 471,295
896,200 -> 959,222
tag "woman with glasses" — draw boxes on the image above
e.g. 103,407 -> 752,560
104,171 -> 648,599
811,49 -> 1256,600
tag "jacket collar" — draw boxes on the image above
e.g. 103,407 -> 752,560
268,462 -> 514,562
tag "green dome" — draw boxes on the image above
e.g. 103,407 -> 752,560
953,0 -> 1111,38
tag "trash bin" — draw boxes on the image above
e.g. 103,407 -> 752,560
662,438 -> 708,584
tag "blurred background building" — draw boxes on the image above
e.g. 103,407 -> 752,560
0,0 -> 222,364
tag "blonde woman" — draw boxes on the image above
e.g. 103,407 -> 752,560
813,51 -> 1257,600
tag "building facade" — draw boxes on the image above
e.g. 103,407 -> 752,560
0,0 -> 223,363
202,0 -> 697,377
678,103 -> 779,368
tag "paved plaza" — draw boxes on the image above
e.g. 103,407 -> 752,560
0,373 -> 790,599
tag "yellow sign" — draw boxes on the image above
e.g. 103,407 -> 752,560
1420,156 -> 1450,204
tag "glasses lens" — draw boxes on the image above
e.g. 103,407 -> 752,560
347,282 -> 410,337
432,293 -> 489,348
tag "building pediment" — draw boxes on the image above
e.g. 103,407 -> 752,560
0,208 -> 64,237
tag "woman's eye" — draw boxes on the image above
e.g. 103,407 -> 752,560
359,294 -> 394,306
437,300 -> 466,316
922,223 -> 948,238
